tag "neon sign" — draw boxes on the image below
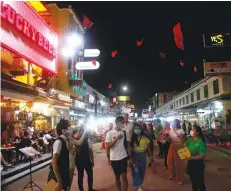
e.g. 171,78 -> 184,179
0,1 -> 58,73
1,2 -> 56,57
203,33 -> 231,48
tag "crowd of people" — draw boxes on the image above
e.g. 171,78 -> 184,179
47,114 -> 207,191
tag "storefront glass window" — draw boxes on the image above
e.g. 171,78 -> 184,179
213,79 -> 219,95
191,92 -> 194,103
197,89 -> 200,101
204,85 -> 208,98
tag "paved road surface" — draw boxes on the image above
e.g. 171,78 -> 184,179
2,143 -> 231,191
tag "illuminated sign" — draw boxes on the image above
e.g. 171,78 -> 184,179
113,97 -> 117,103
118,96 -> 130,102
74,100 -> 86,109
89,95 -> 95,104
0,1 -> 58,73
203,33 -> 231,47
76,61 -> 100,70
204,61 -> 231,76
48,89 -> 72,103
84,49 -> 100,57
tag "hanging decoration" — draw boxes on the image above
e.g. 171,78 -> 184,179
173,23 -> 184,50
180,60 -> 184,67
92,60 -> 96,66
218,74 -> 223,78
193,66 -> 198,72
159,52 -> 166,59
111,50 -> 118,58
185,81 -> 189,85
137,38 -> 143,47
82,15 -> 94,29
108,82 -> 113,89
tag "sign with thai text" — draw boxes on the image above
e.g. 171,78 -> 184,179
203,33 -> 231,47
0,1 -> 58,73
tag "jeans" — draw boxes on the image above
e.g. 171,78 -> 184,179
131,152 -> 147,188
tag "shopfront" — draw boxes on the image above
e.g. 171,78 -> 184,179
1,1 -> 58,131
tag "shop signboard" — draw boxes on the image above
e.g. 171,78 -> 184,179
204,61 -> 231,76
73,100 -> 86,109
76,61 -> 100,70
117,96 -> 130,102
203,33 -> 231,48
0,1 -> 58,73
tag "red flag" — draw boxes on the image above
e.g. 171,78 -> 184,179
193,66 -> 198,72
159,52 -> 166,59
111,50 -> 118,58
137,38 -> 143,47
108,83 -> 113,89
82,15 -> 94,29
173,23 -> 184,50
218,74 -> 222,78
180,60 -> 184,66
92,60 -> 96,65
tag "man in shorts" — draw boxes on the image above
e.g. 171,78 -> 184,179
105,116 -> 132,191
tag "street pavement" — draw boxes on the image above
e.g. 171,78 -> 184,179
2,143 -> 231,191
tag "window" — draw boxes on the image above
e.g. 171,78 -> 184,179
213,79 -> 219,94
173,102 -> 175,109
186,95 -> 189,104
176,100 -> 178,108
191,92 -> 194,103
179,99 -> 182,106
204,85 -> 208,98
197,89 -> 200,101
183,97 -> 185,105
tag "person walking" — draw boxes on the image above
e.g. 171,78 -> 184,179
161,121 -> 171,170
75,124 -> 97,191
185,126 -> 207,191
105,123 -> 113,164
154,120 -> 163,158
130,123 -> 153,191
145,123 -> 155,166
167,119 -> 185,185
105,116 -> 132,191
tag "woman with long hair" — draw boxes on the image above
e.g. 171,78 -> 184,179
130,123 -> 153,191
161,121 -> 171,170
146,123 -> 155,166
167,119 -> 185,185
185,126 -> 206,191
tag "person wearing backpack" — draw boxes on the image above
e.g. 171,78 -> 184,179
105,116 -> 132,191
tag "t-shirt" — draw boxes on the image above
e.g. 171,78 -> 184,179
105,129 -> 128,161
185,138 -> 206,156
43,134 -> 52,145
124,122 -> 134,141
134,136 -> 150,152
169,129 -> 185,141
53,135 -> 69,155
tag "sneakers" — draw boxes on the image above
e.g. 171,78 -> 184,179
138,186 -> 143,191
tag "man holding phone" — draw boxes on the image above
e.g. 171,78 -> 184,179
105,116 -> 132,191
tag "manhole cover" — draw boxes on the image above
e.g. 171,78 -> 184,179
217,168 -> 230,172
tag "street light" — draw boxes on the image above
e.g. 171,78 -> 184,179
122,86 -> 128,91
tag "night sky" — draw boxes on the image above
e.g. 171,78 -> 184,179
52,1 -> 231,110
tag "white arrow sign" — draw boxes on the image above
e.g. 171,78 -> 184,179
84,49 -> 100,57
76,61 -> 100,70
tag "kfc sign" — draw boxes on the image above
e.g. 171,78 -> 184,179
0,1 -> 58,73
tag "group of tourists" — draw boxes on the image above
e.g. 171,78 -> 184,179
105,115 -> 207,191
49,114 -> 207,191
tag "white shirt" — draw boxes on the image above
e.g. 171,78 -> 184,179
27,127 -> 34,138
169,129 -> 185,141
43,134 -> 53,145
105,129 -> 128,161
123,122 -> 134,141
53,135 -> 69,155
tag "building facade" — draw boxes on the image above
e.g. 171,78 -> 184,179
155,76 -> 231,129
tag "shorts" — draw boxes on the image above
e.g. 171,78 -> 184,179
111,157 -> 128,177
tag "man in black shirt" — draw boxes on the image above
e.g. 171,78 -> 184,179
75,126 -> 97,191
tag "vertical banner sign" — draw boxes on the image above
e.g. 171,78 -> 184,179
173,23 -> 184,50
0,1 -> 58,73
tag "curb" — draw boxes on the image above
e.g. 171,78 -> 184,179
207,145 -> 231,157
